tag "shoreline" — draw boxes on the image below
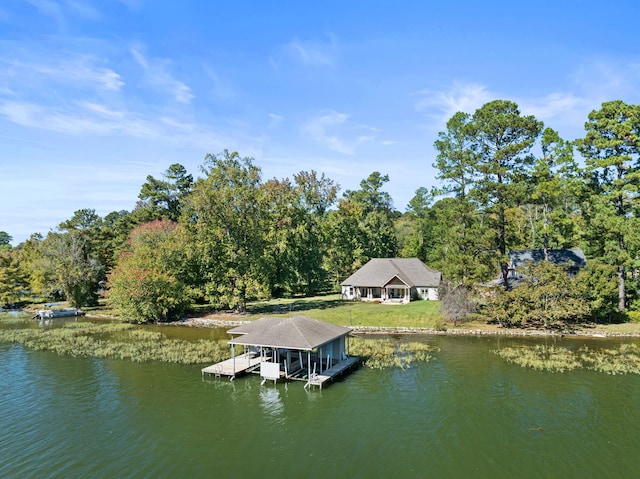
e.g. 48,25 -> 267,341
14,307 -> 639,339
162,316 -> 640,339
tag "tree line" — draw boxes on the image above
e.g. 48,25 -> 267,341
1,99 -> 639,325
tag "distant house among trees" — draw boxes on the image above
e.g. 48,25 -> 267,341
341,258 -> 442,303
508,249 -> 587,280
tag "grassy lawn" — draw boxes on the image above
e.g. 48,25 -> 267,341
225,294 -> 444,329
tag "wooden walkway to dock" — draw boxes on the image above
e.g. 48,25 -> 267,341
305,356 -> 360,389
201,352 -> 262,379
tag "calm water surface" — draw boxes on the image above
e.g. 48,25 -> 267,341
2,315 -> 640,478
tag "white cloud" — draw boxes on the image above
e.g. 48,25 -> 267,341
78,101 -> 125,119
517,92 -> 591,133
416,60 -> 640,139
130,45 -> 148,69
519,60 -> 640,136
520,92 -> 583,119
268,113 -> 283,128
0,100 -> 127,135
23,0 -> 102,26
0,99 -> 178,142
64,0 -> 101,20
70,60 -> 124,90
0,56 -> 124,92
24,0 -> 65,24
130,43 -> 194,104
414,81 -> 494,127
203,65 -> 235,100
172,81 -> 193,104
116,0 -> 142,8
301,110 -> 376,155
281,35 -> 338,67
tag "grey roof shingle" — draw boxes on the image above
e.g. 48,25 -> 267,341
228,315 -> 351,350
341,258 -> 441,287
509,249 -> 587,268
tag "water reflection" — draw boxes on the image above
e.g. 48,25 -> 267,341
259,385 -> 285,422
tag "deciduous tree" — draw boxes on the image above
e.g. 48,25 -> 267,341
107,220 -> 193,322
38,231 -> 104,307
325,172 -> 398,287
0,249 -> 29,306
485,261 -> 589,328
183,151 -> 267,310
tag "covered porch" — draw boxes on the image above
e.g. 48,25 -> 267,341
356,277 -> 411,304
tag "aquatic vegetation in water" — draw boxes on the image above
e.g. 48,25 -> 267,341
0,323 -> 230,365
0,323 -> 440,370
577,343 -> 640,375
0,315 -> 33,325
493,343 -> 640,375
349,337 -> 438,369
493,345 -> 581,372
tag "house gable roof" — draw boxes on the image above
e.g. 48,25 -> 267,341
228,315 -> 351,351
509,249 -> 587,269
341,258 -> 441,287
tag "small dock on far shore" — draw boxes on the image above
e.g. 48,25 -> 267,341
201,352 -> 261,379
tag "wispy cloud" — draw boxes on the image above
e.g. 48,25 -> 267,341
513,60 -> 640,135
275,35 -> 339,68
413,79 -> 593,138
0,98 -> 236,151
517,92 -> 590,132
572,59 -> 640,104
116,0 -> 142,8
23,0 -> 101,26
130,43 -> 194,104
24,0 -> 65,24
416,60 -> 640,137
268,113 -> 283,128
301,110 -> 376,155
203,65 -> 236,100
1,55 -> 124,91
413,81 -> 494,127
64,0 -> 101,20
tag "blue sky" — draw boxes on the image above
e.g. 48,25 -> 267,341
2,1 -> 640,245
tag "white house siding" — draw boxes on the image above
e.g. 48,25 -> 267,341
341,258 -> 442,303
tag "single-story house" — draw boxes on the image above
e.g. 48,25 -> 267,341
341,258 -> 442,303
508,248 -> 587,280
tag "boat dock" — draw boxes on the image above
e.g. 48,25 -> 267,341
305,356 -> 360,390
201,352 -> 262,379
34,308 -> 85,319
202,316 -> 358,389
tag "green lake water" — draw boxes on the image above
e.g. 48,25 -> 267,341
2,315 -> 640,478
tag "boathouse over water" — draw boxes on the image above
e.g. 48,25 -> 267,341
202,316 -> 358,389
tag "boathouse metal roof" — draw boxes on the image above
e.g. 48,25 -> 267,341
228,315 -> 351,351
341,258 -> 441,287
